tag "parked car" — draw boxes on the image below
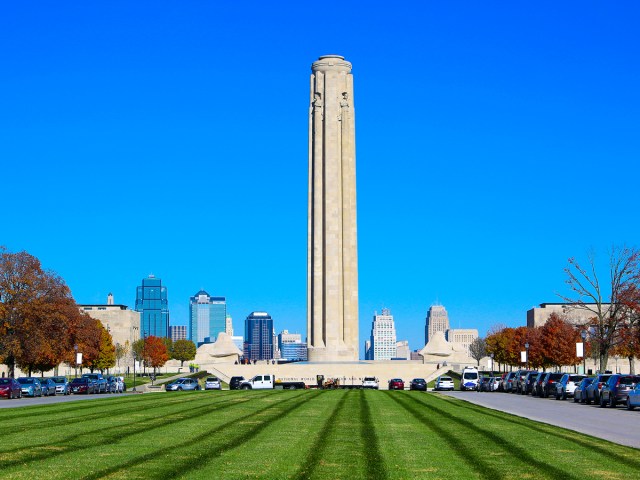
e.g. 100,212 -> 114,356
555,374 -> 587,400
17,377 -> 43,397
40,378 -> 57,396
478,377 -> 492,392
503,372 -> 517,393
625,383 -> 640,410
105,376 -> 121,393
531,372 -> 546,396
584,374 -> 612,405
49,376 -> 71,395
600,374 -> 640,408
229,376 -> 245,390
388,378 -> 405,390
460,367 -> 480,391
574,378 -> 593,403
540,372 -> 564,398
409,378 -> 427,391
82,373 -> 107,393
0,378 -> 22,399
489,377 -> 500,392
70,377 -> 96,394
434,376 -> 455,391
522,372 -> 540,395
165,378 -> 201,391
205,377 -> 222,390
362,377 -> 379,390
513,370 -> 535,394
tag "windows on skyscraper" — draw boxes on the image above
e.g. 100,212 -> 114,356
134,275 -> 169,338
244,311 -> 273,360
189,290 -> 226,346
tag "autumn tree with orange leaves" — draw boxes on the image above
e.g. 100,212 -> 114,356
0,248 -> 76,376
139,336 -> 169,373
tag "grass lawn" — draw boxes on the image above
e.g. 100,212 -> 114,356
1,390 -> 638,479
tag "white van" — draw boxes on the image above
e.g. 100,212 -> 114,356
460,367 -> 479,391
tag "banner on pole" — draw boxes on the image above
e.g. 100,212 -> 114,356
576,342 -> 584,358
520,351 -> 526,363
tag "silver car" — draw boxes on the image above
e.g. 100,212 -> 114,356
204,377 -> 222,390
165,378 -> 201,391
50,376 -> 71,395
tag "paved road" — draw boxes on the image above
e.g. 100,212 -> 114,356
440,390 -> 640,449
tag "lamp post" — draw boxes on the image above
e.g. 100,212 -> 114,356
490,353 -> 495,373
74,344 -> 78,378
524,343 -> 530,370
581,330 -> 587,375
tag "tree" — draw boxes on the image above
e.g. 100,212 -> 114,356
143,336 -> 169,372
172,339 -> 197,366
538,313 -> 581,370
115,341 -> 130,370
559,246 -> 640,372
0,248 -> 77,376
88,323 -> 116,373
469,337 -> 486,366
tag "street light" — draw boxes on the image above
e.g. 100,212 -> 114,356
524,343 -> 530,369
490,353 -> 495,373
74,344 -> 78,378
581,330 -> 587,375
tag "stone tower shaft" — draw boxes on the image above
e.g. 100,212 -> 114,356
307,55 -> 359,362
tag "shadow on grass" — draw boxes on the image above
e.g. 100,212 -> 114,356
0,392 -> 214,433
360,389 -> 388,480
292,389 -> 349,479
386,393 -> 502,480
84,390 -> 322,479
401,393 -> 581,480
440,394 -> 640,470
0,391 -> 275,467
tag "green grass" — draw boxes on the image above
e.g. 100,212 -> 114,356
1,391 -> 638,479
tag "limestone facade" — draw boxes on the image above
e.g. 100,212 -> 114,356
307,55 -> 359,361
526,303 -> 613,328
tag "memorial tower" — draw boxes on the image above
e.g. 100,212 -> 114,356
307,55 -> 359,361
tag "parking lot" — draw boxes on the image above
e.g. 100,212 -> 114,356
440,390 -> 640,449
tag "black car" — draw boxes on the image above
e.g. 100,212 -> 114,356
409,378 -> 427,391
540,372 -> 564,398
599,374 -> 640,408
229,376 -> 245,390
584,374 -> 612,405
531,372 -> 546,397
522,372 -> 539,395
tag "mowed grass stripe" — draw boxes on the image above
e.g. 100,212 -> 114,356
367,391 -> 468,478
83,390 -> 320,479
0,391 -> 275,472
399,393 -> 579,480
359,389 -> 388,480
408,393 -> 639,480
439,394 -> 640,470
292,389 -> 350,479
387,392 -> 503,479
170,389 -> 351,479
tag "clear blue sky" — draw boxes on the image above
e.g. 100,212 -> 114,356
2,2 -> 638,356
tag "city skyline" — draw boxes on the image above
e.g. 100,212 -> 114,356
2,3 -> 638,355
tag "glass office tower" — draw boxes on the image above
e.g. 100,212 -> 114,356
243,311 -> 273,360
135,275 -> 169,338
189,290 -> 226,346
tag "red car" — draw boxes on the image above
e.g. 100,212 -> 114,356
0,378 -> 22,399
388,378 -> 405,390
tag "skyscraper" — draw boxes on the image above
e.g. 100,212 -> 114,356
189,290 -> 226,346
169,325 -> 187,342
368,308 -> 397,360
278,330 -> 308,362
244,311 -> 273,361
307,55 -> 359,362
425,304 -> 450,345
135,275 -> 169,338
